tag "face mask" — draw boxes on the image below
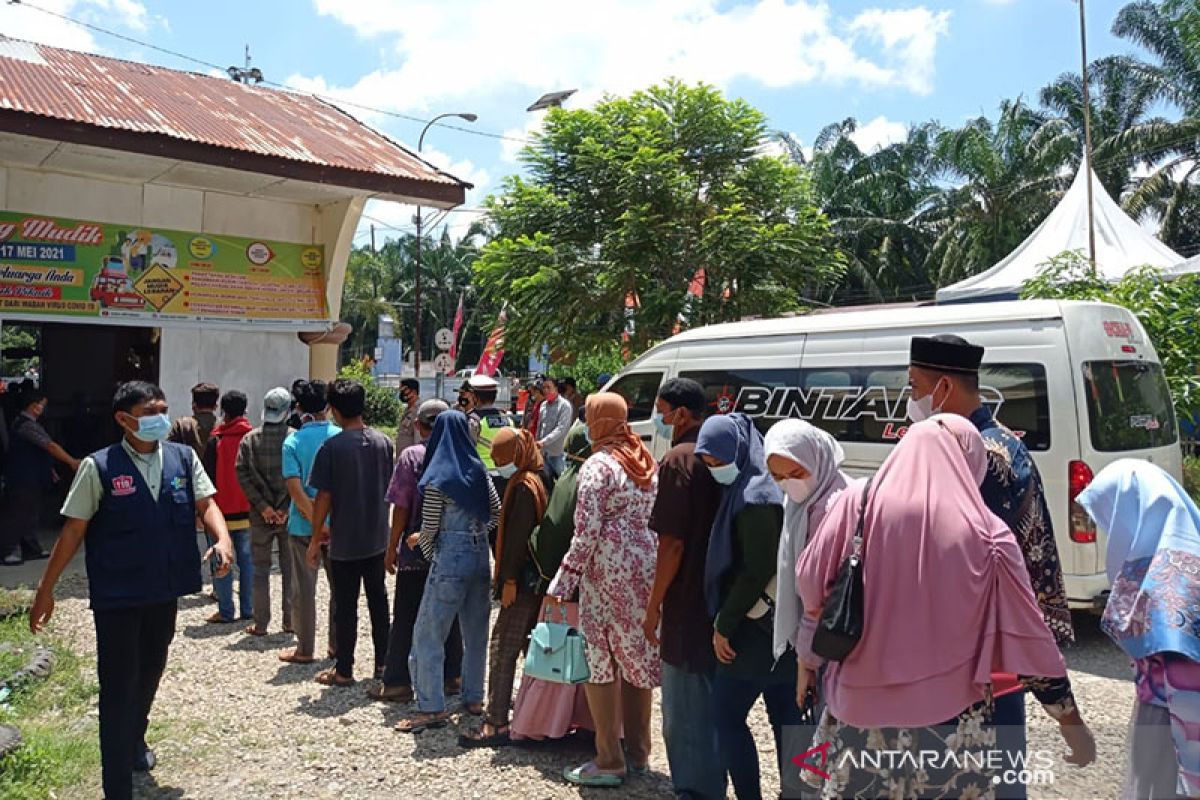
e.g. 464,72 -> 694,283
652,412 -> 675,439
708,463 -> 740,486
583,427 -> 593,445
496,463 -> 518,479
130,412 -> 171,443
906,380 -> 947,423
784,476 -> 818,504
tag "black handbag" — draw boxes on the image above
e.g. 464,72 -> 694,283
811,479 -> 872,662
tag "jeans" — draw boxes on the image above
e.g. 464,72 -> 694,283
330,554 -> 391,679
544,454 -> 566,479
214,529 -> 253,621
382,568 -> 462,687
712,672 -> 805,800
993,690 -> 1028,800
662,662 -> 727,799
409,529 -> 491,713
93,600 -> 177,800
250,524 -> 292,632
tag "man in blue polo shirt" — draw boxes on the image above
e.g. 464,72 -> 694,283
278,379 -> 340,665
29,381 -> 234,800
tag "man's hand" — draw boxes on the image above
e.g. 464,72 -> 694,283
642,605 -> 661,646
713,630 -> 737,664
501,579 -> 518,609
406,533 -> 420,551
797,667 -> 818,709
29,588 -> 54,633
68,458 -> 81,472
203,544 -> 233,578
306,541 -> 322,570
1058,711 -> 1096,767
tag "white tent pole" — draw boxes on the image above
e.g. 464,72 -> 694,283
1078,0 -> 1098,269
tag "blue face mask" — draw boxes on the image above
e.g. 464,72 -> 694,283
496,463 -> 518,479
652,412 -> 675,439
708,462 -> 740,486
131,413 -> 171,443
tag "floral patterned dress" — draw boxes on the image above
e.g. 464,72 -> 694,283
548,451 -> 660,688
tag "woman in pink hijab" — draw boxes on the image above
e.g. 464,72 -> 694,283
796,415 -> 1095,797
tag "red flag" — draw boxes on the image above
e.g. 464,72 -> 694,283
475,307 -> 507,377
448,291 -> 465,373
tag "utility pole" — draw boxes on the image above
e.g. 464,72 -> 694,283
1078,0 -> 1097,270
370,224 -> 376,253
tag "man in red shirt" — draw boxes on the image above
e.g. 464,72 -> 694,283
204,391 -> 255,623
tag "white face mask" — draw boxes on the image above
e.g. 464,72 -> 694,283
784,476 -> 818,504
906,379 -> 948,423
496,463 -> 518,479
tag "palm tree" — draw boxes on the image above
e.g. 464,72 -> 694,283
924,99 -> 1071,286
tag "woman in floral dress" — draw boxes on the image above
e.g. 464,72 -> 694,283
548,392 -> 659,788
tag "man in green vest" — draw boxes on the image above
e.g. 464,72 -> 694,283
457,375 -> 511,469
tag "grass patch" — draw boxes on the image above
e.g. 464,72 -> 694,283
0,613 -> 100,800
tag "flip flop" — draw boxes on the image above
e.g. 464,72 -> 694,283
563,762 -> 624,787
315,668 -> 355,687
278,650 -> 316,665
463,702 -> 484,717
368,683 -> 414,703
395,712 -> 449,734
458,721 -> 512,749
244,625 -> 268,637
206,612 -> 234,624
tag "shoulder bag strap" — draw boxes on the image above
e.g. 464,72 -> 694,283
852,477 -> 873,558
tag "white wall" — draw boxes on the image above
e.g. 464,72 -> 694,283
159,328 -> 308,423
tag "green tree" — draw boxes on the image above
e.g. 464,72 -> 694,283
1021,250 -> 1200,424
475,80 -> 845,359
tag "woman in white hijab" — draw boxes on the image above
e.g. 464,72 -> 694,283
762,420 -> 849,703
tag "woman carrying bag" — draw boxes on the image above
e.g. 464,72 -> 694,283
547,393 -> 659,788
796,415 -> 1095,797
696,413 -> 803,800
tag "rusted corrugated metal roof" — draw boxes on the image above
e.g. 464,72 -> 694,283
0,36 -> 468,198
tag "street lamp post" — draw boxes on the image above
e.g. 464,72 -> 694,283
414,112 -> 477,378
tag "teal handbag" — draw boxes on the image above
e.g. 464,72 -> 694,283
523,604 -> 591,685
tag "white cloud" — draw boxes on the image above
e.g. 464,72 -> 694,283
297,0 -> 954,122
0,0 -> 152,52
850,116 -> 908,153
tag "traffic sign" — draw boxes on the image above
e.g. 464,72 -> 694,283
434,328 -> 454,351
432,353 -> 454,374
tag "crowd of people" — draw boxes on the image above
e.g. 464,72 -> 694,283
18,332 -> 1200,799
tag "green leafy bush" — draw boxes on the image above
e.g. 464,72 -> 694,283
336,361 -> 401,428
1022,251 -> 1200,427
1184,455 -> 1200,502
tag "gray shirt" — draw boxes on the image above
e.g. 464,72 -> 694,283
536,396 -> 575,457
308,427 -> 394,561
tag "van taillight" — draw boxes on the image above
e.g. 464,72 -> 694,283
1068,460 -> 1097,543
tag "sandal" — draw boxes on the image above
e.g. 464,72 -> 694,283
206,612 -> 234,624
563,761 -> 624,787
315,668 -> 355,687
463,702 -> 484,717
458,721 -> 512,748
395,711 -> 449,734
278,649 -> 316,665
368,683 -> 414,703
245,625 -> 268,637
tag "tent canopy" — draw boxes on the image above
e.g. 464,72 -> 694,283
936,167 -> 1185,303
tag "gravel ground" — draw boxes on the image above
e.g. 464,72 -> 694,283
45,569 -> 1132,799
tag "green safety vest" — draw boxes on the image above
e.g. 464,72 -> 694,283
477,416 -> 497,469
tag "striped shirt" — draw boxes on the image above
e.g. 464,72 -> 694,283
418,482 -> 501,560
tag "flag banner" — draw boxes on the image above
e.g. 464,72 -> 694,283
476,307 -> 507,377
448,291 -> 465,373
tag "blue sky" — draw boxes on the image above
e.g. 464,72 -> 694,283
1,0 -> 1150,245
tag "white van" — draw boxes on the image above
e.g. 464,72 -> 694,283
603,299 -> 1182,610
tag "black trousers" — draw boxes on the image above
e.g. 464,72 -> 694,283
0,486 -> 44,557
330,554 -> 390,679
382,568 -> 463,687
93,599 -> 178,800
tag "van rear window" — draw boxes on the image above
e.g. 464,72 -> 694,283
679,363 -> 1051,450
1082,361 -> 1177,452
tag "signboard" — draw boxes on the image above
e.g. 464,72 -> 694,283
0,211 -> 326,327
432,353 -> 454,374
434,327 -> 454,351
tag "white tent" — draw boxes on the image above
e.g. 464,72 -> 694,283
936,167 -> 1185,303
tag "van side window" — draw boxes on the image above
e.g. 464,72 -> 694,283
679,364 -> 1051,450
678,368 -> 800,434
606,372 -> 665,422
